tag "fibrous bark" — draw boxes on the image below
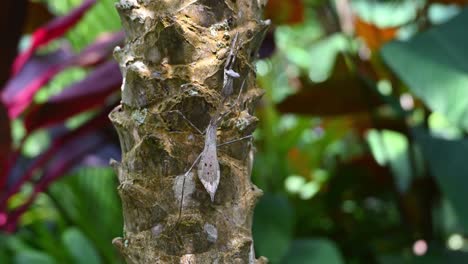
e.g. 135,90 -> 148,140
109,0 -> 269,263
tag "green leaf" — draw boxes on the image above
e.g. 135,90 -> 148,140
352,0 -> 423,28
281,239 -> 344,264
50,167 -> 122,263
253,194 -> 294,263
27,221 -> 69,262
433,198 -> 465,235
2,234 -> 31,252
14,251 -> 57,264
22,129 -> 50,157
62,228 -> 101,264
0,249 -> 11,264
284,175 -> 306,194
428,4 -> 461,25
366,129 -> 412,193
414,127 -> 468,231
45,0 -> 121,50
381,8 -> 468,131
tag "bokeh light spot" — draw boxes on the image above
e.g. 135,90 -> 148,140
412,240 -> 427,256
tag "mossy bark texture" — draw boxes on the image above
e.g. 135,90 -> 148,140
109,0 -> 269,263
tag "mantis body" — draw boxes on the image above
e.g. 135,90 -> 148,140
176,32 -> 249,218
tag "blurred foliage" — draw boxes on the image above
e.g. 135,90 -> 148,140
2,0 -> 468,263
0,167 -> 123,263
46,0 -> 120,50
0,0 -> 123,262
252,0 -> 468,263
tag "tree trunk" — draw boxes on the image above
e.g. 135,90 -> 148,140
109,0 -> 269,263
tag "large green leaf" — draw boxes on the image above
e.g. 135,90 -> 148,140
253,194 -> 294,263
413,127 -> 468,230
381,8 -> 468,131
14,250 -> 57,264
62,228 -> 101,264
281,239 -> 344,264
49,167 -> 122,264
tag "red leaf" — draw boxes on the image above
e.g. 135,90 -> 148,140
76,31 -> 125,67
3,31 -> 123,119
265,0 -> 305,25
12,0 -> 96,75
2,47 -> 73,118
277,80 -> 382,116
25,61 -> 122,132
40,131 -> 109,186
0,109 -> 112,211
277,55 -> 384,116
2,129 -> 108,232
355,17 -> 398,51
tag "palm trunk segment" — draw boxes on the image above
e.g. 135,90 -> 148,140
110,1 -> 269,263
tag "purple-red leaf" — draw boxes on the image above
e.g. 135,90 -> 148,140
24,61 -> 121,132
3,156 -> 32,192
2,47 -> 73,118
0,109 -> 111,211
40,131 -> 108,185
76,31 -> 125,67
3,31 -> 123,119
80,142 -> 120,167
12,0 -> 96,75
1,130 -> 108,232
